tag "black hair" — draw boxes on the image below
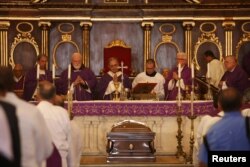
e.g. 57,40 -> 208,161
218,88 -> 242,112
146,59 -> 155,65
0,66 -> 15,92
37,54 -> 47,61
204,50 -> 216,59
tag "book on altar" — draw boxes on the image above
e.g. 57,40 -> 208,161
133,83 -> 157,94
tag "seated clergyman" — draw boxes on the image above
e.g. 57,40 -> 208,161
96,57 -> 132,100
57,52 -> 97,101
132,59 -> 165,100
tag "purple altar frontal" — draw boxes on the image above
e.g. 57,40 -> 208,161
66,100 -> 216,116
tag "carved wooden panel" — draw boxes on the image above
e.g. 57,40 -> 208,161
192,21 -> 224,77
49,22 -> 82,75
90,22 -> 143,75
8,21 -> 41,72
151,22 -> 184,73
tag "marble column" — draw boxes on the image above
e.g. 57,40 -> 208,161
0,21 -> 10,66
142,22 -> 154,71
183,21 -> 195,66
38,21 -> 51,68
80,22 -> 92,68
222,21 -> 235,56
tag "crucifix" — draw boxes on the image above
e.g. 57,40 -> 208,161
118,61 -> 128,88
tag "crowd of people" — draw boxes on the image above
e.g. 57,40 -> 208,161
1,50 -> 250,167
11,51 -> 250,102
0,67 -> 83,167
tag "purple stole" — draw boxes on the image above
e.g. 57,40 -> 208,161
14,76 -> 25,99
23,67 -> 52,101
96,72 -> 132,100
165,65 -> 192,100
220,65 -> 249,94
57,65 -> 97,101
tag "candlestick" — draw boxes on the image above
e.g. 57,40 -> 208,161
178,63 -> 181,79
36,64 -> 40,80
207,63 -> 210,78
191,91 -> 194,115
191,63 -> 194,79
52,64 -> 55,79
68,64 -> 71,79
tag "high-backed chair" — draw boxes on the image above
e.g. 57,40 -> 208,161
103,40 -> 132,76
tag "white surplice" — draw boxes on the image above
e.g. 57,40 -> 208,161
3,92 -> 53,167
193,112 -> 224,166
132,72 -> 165,100
68,120 -> 83,167
37,101 -> 72,167
207,59 -> 225,88
0,105 -> 13,161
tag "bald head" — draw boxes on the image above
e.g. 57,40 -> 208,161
38,81 -> 56,101
71,52 -> 83,70
224,56 -> 237,71
176,52 -> 188,66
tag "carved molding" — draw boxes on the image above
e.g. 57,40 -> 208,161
0,21 -> 10,30
153,24 -> 180,68
31,0 -> 48,3
53,23 -> 80,68
9,33 -> 39,68
105,40 -> 130,48
236,22 -> 250,60
222,21 -> 235,31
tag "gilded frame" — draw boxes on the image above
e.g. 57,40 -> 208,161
52,40 -> 80,68
153,24 -> 180,68
193,22 -> 223,70
9,33 -> 39,68
236,22 -> 250,60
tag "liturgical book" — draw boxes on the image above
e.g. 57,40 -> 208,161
133,83 -> 157,94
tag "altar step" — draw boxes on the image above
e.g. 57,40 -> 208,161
80,155 -> 194,167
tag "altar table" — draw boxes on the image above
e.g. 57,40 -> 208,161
70,100 -> 215,155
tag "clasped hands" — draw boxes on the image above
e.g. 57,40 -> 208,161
173,72 -> 180,80
73,76 -> 86,86
113,74 -> 118,83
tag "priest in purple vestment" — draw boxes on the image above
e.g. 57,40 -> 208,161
13,64 -> 25,99
57,52 -> 97,101
96,57 -> 132,100
23,55 -> 52,101
219,56 -> 249,94
165,52 -> 192,100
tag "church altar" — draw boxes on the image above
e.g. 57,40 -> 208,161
70,100 -> 215,155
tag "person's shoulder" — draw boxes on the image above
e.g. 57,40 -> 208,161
156,72 -> 165,80
135,72 -> 145,77
19,99 -> 40,113
54,105 -> 69,116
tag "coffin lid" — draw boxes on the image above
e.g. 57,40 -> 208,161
111,120 -> 152,132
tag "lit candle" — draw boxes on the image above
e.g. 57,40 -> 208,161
191,91 -> 194,115
178,63 -> 181,79
191,63 -> 194,79
36,64 -> 40,80
52,64 -> 55,79
68,64 -> 71,79
207,63 -> 210,78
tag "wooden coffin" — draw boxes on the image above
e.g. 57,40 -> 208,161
106,120 -> 156,162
